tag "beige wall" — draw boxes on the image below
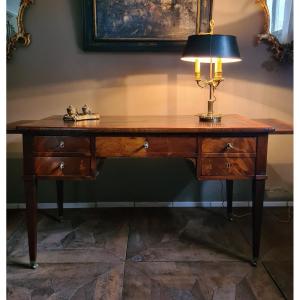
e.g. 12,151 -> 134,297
7,0 -> 293,204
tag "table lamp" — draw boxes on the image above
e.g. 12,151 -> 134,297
181,3 -> 241,123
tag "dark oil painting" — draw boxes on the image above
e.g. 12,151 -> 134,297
94,0 -> 198,40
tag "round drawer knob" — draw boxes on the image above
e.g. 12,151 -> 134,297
144,141 -> 149,149
59,141 -> 65,149
59,162 -> 65,170
224,143 -> 234,151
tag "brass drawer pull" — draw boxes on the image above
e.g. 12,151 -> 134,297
144,141 -> 149,149
224,143 -> 234,151
225,162 -> 231,169
58,162 -> 65,170
59,141 -> 65,149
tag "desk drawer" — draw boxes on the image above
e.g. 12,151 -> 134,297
96,137 -> 146,157
33,136 -> 91,155
202,137 -> 256,154
34,157 -> 91,177
201,157 -> 255,177
147,136 -> 197,156
96,136 -> 197,157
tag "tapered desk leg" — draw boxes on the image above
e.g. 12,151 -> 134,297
226,180 -> 233,221
252,179 -> 265,266
56,180 -> 64,221
24,178 -> 38,269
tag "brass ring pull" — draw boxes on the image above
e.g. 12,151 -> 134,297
59,141 -> 65,149
59,162 -> 65,170
224,143 -> 234,151
144,141 -> 149,149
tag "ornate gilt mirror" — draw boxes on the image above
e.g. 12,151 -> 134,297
256,0 -> 293,62
7,0 -> 33,60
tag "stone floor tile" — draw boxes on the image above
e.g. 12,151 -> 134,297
7,262 -> 124,300
235,208 -> 293,259
263,260 -> 293,300
122,261 -> 283,300
234,208 -> 293,299
127,208 -> 251,262
7,209 -> 129,264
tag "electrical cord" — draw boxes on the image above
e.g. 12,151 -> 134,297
220,181 -> 293,222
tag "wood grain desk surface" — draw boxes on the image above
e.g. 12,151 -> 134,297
7,114 -> 288,134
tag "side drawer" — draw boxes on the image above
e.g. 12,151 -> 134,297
34,157 -> 91,177
33,136 -> 91,155
202,137 -> 256,154
96,136 -> 197,157
201,157 -> 255,177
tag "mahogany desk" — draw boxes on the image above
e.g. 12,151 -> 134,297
7,114 -> 293,269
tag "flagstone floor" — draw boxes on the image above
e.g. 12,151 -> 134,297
7,207 -> 293,299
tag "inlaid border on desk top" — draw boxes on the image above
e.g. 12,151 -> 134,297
8,115 -> 275,134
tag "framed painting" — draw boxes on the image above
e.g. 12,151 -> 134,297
83,0 -> 214,52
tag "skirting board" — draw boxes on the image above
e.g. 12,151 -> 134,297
7,201 -> 293,209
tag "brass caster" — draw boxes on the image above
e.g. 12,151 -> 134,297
30,261 -> 39,269
251,259 -> 257,267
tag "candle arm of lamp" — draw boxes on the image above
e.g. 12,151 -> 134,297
194,57 -> 224,89
195,76 -> 224,89
194,58 -> 224,122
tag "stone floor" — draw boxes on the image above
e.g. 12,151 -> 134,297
7,207 -> 293,299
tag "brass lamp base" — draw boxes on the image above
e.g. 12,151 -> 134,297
199,114 -> 222,123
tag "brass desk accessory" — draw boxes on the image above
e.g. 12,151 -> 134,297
181,0 -> 241,123
63,104 -> 100,122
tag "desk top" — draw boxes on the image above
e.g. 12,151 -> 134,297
7,114 -> 290,134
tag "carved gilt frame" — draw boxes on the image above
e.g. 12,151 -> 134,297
256,0 -> 293,62
7,0 -> 33,60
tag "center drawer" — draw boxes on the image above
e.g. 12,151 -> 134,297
96,136 -> 197,157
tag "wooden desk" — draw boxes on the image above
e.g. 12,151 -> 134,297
7,114 -> 293,269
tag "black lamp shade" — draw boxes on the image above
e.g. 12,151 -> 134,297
181,34 -> 241,63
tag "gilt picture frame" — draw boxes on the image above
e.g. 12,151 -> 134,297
83,0 -> 212,52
